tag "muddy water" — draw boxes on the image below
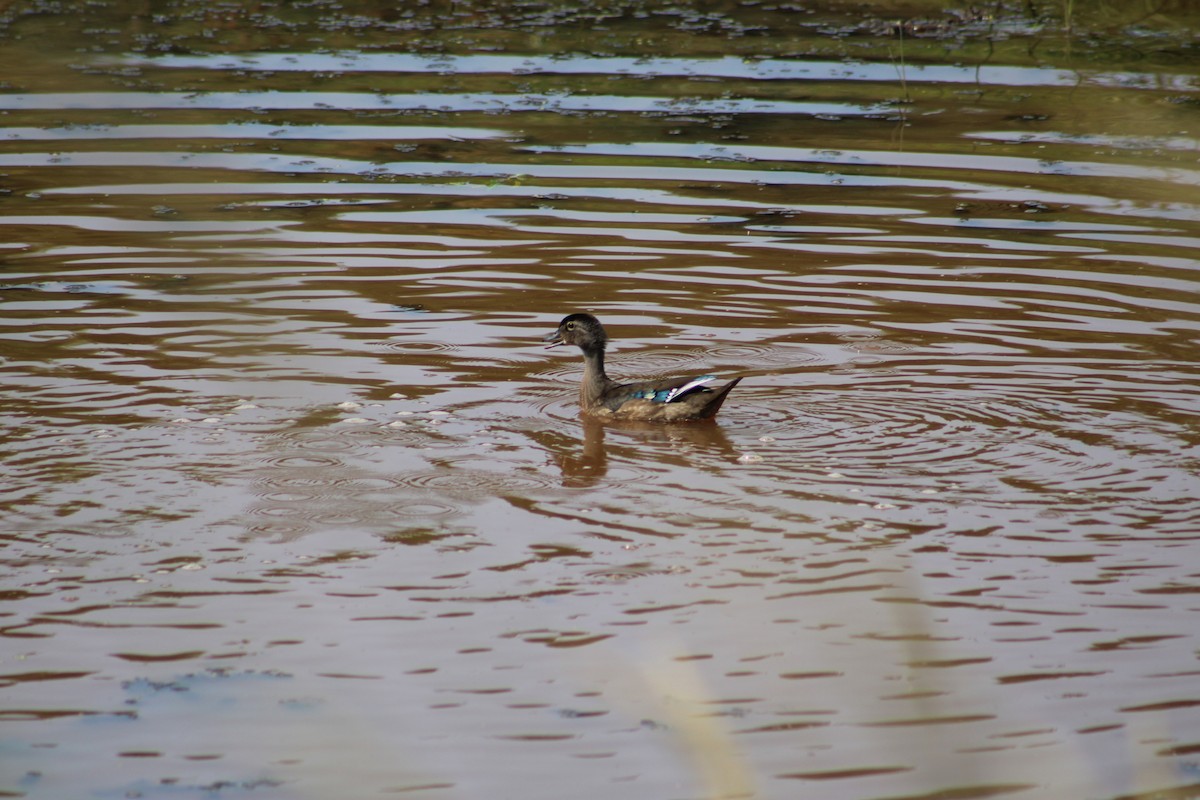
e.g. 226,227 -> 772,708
3,4 -> 1200,800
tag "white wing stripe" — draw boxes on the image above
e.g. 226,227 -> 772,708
664,375 -> 715,402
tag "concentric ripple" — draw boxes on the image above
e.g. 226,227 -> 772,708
372,340 -> 460,354
734,384 -> 1200,519
392,465 -> 560,497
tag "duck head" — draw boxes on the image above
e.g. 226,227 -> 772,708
543,313 -> 608,352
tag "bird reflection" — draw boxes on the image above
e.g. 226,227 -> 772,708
557,417 -> 609,487
553,416 -> 739,488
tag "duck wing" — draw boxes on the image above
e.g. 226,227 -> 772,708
600,374 -> 715,410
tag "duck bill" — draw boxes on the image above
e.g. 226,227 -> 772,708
542,330 -> 565,349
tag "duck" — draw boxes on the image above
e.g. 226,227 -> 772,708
543,313 -> 741,422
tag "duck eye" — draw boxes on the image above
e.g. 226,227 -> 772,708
565,322 -> 575,330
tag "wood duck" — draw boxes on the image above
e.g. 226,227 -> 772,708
543,313 -> 741,422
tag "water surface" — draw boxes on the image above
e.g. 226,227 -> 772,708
2,3 -> 1200,799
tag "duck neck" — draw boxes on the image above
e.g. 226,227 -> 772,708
579,343 -> 611,408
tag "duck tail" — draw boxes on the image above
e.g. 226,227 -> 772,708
698,377 -> 742,419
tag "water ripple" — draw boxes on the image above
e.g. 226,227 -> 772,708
123,52 -> 1200,92
0,91 -> 887,117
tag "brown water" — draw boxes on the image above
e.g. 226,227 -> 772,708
3,3 -> 1200,799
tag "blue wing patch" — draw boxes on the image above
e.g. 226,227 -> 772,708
636,375 -> 715,403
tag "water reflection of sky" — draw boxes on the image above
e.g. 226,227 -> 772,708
0,91 -> 891,116
120,52 -> 1200,91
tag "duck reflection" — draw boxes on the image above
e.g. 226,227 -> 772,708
556,417 -> 609,488
553,416 -> 739,488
